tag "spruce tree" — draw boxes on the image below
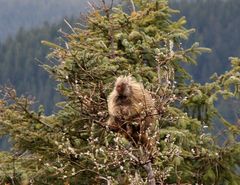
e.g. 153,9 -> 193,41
0,0 -> 239,184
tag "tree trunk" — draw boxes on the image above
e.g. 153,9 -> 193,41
143,162 -> 156,185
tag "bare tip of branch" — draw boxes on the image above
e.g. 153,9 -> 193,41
88,1 -> 97,11
130,0 -> 136,12
64,19 -> 76,34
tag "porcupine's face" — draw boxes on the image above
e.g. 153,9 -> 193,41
115,80 -> 131,105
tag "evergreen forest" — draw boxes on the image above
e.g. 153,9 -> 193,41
0,0 -> 89,41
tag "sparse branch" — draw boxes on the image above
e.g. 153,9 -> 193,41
98,176 -> 111,185
88,1 -> 97,11
2,87 -> 53,129
143,161 -> 156,185
130,0 -> 136,12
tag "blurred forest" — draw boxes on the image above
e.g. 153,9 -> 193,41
171,0 -> 240,83
0,0 -> 89,41
0,0 -> 240,149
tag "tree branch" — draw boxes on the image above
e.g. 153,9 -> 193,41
143,161 -> 156,185
130,0 -> 136,12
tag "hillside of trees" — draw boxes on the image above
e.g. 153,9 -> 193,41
171,0 -> 240,83
0,0 -> 239,149
0,0 -> 121,41
0,22 -> 66,114
0,0 -> 89,41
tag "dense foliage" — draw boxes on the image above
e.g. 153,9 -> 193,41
0,0 -> 239,184
1,0 -> 240,115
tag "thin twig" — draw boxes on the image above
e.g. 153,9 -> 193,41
64,19 -> 76,34
88,1 -> 97,11
130,0 -> 136,12
143,161 -> 156,185
110,0 -> 114,10
98,176 -> 111,185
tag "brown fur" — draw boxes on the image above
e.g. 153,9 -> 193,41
107,76 -> 157,147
